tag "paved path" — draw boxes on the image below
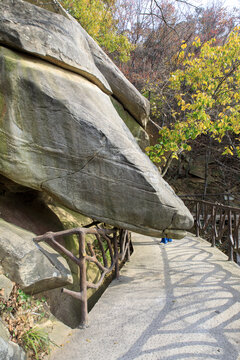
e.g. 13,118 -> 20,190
51,234 -> 240,360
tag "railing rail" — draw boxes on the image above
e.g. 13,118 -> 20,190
180,193 -> 240,206
34,226 -> 131,327
183,199 -> 240,262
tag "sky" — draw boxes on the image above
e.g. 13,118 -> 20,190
192,0 -> 240,9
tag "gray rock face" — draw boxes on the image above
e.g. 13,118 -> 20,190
0,275 -> 14,301
0,319 -> 10,342
0,219 -> 73,293
111,97 -> 150,151
0,337 -> 26,360
0,0 -> 149,128
83,30 -> 150,127
23,0 -> 69,16
0,0 -> 111,94
0,46 -> 193,238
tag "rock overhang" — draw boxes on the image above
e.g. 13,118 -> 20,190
0,0 -> 150,128
0,1 -> 194,239
0,0 -> 111,94
0,46 -> 193,237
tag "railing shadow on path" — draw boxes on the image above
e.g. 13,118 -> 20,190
117,236 -> 240,360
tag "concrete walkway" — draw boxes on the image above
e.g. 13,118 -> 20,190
51,234 -> 240,360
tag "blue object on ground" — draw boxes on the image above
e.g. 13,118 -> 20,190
161,238 -> 173,244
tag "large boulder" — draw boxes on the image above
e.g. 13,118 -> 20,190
0,219 -> 73,293
0,0 -> 149,127
0,46 -> 193,238
0,0 -> 111,94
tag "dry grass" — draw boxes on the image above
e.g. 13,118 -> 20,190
0,283 -> 51,359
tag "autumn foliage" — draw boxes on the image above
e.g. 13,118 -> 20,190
147,28 -> 240,173
60,0 -> 240,178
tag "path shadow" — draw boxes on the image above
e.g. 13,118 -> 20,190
117,236 -> 240,360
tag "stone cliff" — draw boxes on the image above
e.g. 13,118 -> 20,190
0,0 -> 193,239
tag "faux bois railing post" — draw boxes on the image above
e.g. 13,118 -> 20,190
182,199 -> 240,263
78,231 -> 88,327
34,226 -> 131,328
212,205 -> 216,248
228,209 -> 234,262
196,201 -> 200,238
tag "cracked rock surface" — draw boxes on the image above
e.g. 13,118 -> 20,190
0,0 -> 150,127
0,0 -> 111,94
0,45 -> 193,237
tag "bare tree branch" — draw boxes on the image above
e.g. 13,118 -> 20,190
175,0 -> 199,8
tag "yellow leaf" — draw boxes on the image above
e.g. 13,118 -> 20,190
181,43 -> 187,49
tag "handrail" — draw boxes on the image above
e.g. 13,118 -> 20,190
34,226 -> 131,327
183,199 -> 240,263
180,193 -> 240,198
187,199 -> 240,212
180,193 -> 240,206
